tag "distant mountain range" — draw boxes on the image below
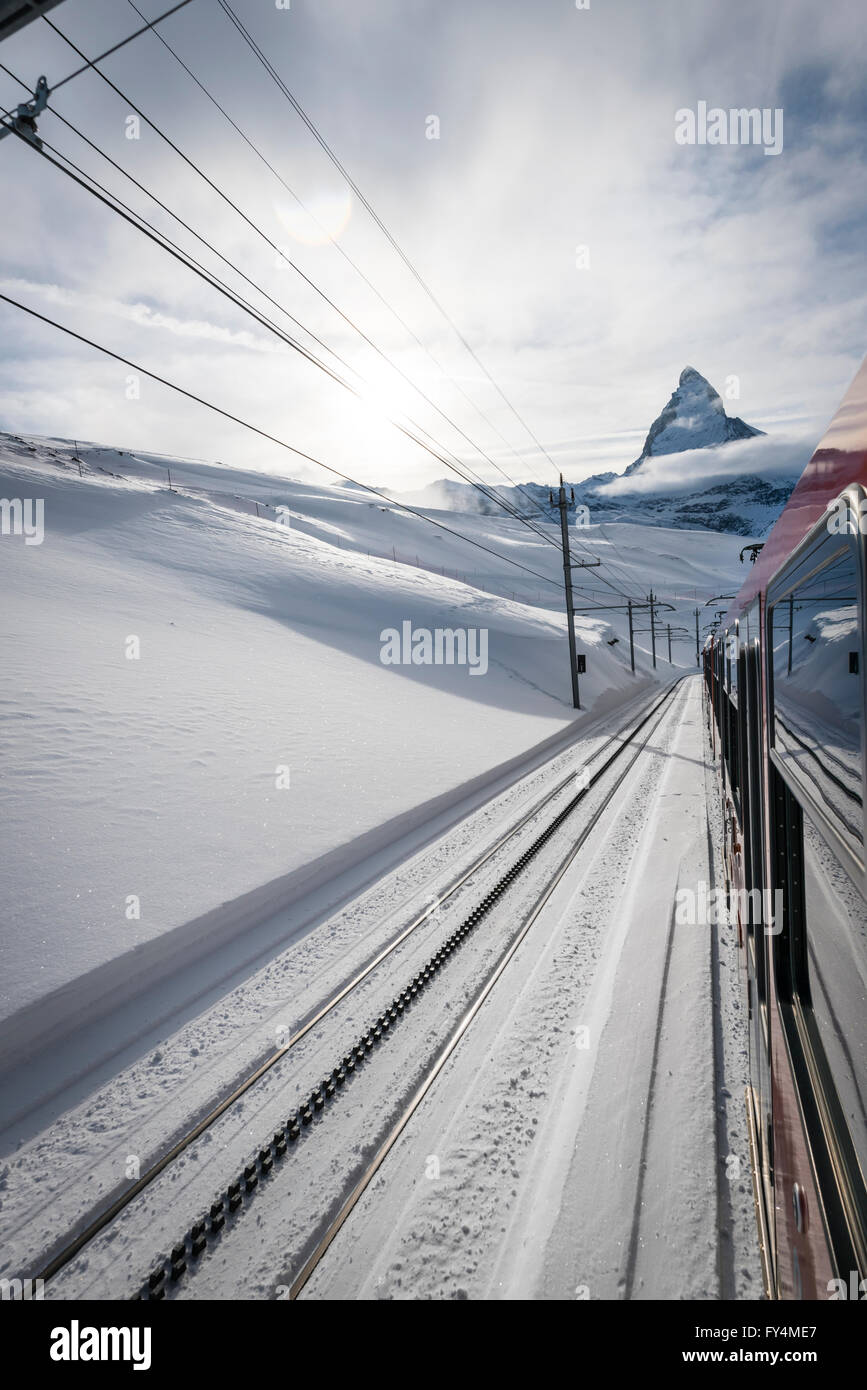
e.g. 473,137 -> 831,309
397,367 -> 799,537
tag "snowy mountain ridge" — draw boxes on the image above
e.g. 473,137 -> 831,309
399,367 -> 798,537
623,365 -> 764,474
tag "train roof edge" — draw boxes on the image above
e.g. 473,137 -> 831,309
0,1 -> 65,43
723,353 -> 867,629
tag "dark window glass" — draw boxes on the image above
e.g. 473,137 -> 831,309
769,519 -> 867,1238
803,815 -> 867,1189
769,539 -> 862,862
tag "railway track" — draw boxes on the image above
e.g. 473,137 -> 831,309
287,678 -> 686,1300
29,678 -> 685,1299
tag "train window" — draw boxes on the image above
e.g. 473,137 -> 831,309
739,636 -> 766,964
768,528 -> 863,870
725,628 -> 734,691
725,626 -> 741,810
741,603 -> 755,648
727,691 -> 741,811
803,815 -> 867,1192
769,497 -> 867,1273
737,650 -> 752,876
771,765 -> 867,1275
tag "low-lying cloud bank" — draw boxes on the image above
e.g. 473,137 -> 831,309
595,430 -> 815,497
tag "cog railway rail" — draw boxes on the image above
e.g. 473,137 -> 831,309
24,680 -> 683,1300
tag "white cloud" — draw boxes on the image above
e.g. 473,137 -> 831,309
1,0 -> 866,488
597,430 -> 816,496
0,277 -> 287,354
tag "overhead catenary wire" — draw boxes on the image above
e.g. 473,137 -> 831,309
212,0 -> 639,601
33,13 -> 558,534
5,8 -> 631,606
215,0 -> 559,488
31,8 -> 644,610
580,517 -> 644,604
40,0 -> 197,93
0,102 -> 365,388
31,129 -> 561,547
0,80 -> 563,556
0,7 -> 664,749
123,0 -> 557,521
1,0 -> 195,119
22,7 -> 638,608
592,533 -> 638,593
0,289 -> 564,591
17,31 -> 565,558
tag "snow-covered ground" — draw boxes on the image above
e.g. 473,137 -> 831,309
0,433 -> 748,1032
0,431 -> 760,1298
0,677 -> 758,1300
0,436 -> 622,1034
302,680 -> 760,1302
0,675 -> 671,1287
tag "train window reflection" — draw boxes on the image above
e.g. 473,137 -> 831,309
770,540 -> 863,859
803,815 -> 867,1187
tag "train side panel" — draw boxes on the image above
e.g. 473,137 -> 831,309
707,355 -> 867,1299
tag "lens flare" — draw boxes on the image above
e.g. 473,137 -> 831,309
274,188 -> 353,246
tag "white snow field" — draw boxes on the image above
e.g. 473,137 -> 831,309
1,437 -> 630,1033
301,680 -> 761,1302
0,431 -> 760,1298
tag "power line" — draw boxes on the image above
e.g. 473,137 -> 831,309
1,0 -> 196,116
124,0 -> 554,520
579,518 -> 644,603
0,290 -> 563,590
214,0 -> 558,488
0,95 -> 361,383
0,91 -> 560,556
23,26 -> 563,555
213,0 -> 638,601
4,5 -> 612,599
34,124 -> 560,545
48,0 -> 198,92
30,8 -> 641,608
22,7 -> 634,606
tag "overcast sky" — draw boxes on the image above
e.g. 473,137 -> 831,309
1,0 -> 866,489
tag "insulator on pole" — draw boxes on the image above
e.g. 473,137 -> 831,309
0,76 -> 50,149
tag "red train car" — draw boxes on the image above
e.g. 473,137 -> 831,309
705,356 -> 867,1300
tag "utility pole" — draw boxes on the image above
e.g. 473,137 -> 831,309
558,474 -> 580,709
627,599 -> 635,674
667,623 -> 672,663
694,607 -> 700,667
649,589 -> 657,669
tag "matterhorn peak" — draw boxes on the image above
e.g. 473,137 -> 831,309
678,365 -> 706,385
623,365 -> 764,475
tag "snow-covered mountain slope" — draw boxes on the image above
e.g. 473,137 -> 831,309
623,365 -> 763,474
0,430 -> 750,1033
583,472 -> 798,535
402,467 -> 798,538
399,367 -> 801,537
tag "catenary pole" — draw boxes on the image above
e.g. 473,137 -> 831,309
558,475 -> 580,709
